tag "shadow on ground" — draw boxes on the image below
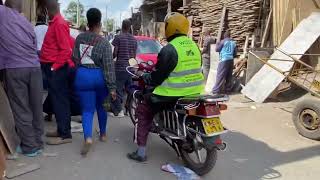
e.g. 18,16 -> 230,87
212,131 -> 320,180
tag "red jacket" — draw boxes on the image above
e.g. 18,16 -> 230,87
40,13 -> 74,70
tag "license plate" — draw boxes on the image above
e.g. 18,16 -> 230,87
202,118 -> 224,135
312,80 -> 320,91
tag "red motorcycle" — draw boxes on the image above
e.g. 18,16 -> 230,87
126,59 -> 229,176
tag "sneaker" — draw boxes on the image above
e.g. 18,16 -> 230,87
46,137 -> 72,145
16,146 -> 42,157
45,131 -> 59,137
127,151 -> 147,163
109,110 -> 125,118
24,149 -> 42,157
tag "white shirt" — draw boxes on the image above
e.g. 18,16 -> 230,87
34,24 -> 48,51
79,44 -> 95,64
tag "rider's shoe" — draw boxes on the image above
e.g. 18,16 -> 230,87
127,151 -> 147,162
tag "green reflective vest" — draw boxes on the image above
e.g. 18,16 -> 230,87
153,36 -> 204,97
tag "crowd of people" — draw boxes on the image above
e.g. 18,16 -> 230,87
0,0 -> 137,156
0,0 -> 237,162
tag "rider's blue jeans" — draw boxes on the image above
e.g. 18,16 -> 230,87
74,67 -> 108,139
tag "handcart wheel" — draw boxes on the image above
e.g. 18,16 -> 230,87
292,98 -> 320,140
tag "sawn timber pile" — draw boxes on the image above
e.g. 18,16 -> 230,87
179,0 -> 262,49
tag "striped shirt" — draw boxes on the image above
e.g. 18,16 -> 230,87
112,33 -> 137,72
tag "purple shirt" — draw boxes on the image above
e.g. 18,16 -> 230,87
112,33 -> 137,72
0,5 -> 40,70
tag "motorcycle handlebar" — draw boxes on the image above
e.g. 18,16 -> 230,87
126,66 -> 139,78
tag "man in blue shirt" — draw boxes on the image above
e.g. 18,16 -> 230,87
212,30 -> 237,94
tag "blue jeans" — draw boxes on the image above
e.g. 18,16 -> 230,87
74,67 -> 108,139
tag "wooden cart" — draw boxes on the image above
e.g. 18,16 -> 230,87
253,48 -> 320,140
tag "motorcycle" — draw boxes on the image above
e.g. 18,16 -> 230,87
126,59 -> 229,176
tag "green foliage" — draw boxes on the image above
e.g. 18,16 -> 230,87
63,1 -> 86,25
104,18 -> 115,32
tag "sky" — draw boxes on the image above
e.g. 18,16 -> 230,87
59,0 -> 143,27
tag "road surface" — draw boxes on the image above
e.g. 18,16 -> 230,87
6,95 -> 320,180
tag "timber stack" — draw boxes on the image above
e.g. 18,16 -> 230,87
179,0 -> 263,49
179,0 -> 203,42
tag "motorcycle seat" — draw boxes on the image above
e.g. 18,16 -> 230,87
177,94 -> 229,105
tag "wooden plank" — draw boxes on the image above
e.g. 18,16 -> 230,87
205,44 -> 219,93
167,0 -> 172,14
292,8 -> 297,28
243,35 -> 249,57
187,16 -> 193,38
261,9 -> 273,47
0,85 -> 20,154
279,0 -> 294,44
216,7 -> 227,43
242,12 -> 320,103
5,164 -> 40,179
251,35 -> 256,48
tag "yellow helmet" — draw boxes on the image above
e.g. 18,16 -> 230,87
164,12 -> 189,38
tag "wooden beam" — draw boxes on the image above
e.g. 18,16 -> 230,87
261,9 -> 273,47
279,0 -> 295,44
217,6 -> 227,43
187,16 -> 193,38
167,0 -> 172,14
251,35 -> 256,48
243,35 -> 249,57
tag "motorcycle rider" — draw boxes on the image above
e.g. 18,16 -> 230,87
127,12 -> 204,162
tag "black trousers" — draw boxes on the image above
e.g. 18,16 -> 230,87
42,64 -> 72,139
5,67 -> 44,153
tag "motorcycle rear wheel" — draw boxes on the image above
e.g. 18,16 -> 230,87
179,142 -> 217,176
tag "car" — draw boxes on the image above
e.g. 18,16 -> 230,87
135,36 -> 162,65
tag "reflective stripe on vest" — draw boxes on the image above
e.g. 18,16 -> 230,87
161,80 -> 203,88
153,36 -> 204,97
170,68 -> 202,77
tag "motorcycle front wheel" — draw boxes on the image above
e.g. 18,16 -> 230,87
179,137 -> 218,176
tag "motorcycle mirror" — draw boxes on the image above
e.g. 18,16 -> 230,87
129,58 -> 138,66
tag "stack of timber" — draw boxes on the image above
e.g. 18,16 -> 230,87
179,0 -> 263,48
179,0 -> 203,42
